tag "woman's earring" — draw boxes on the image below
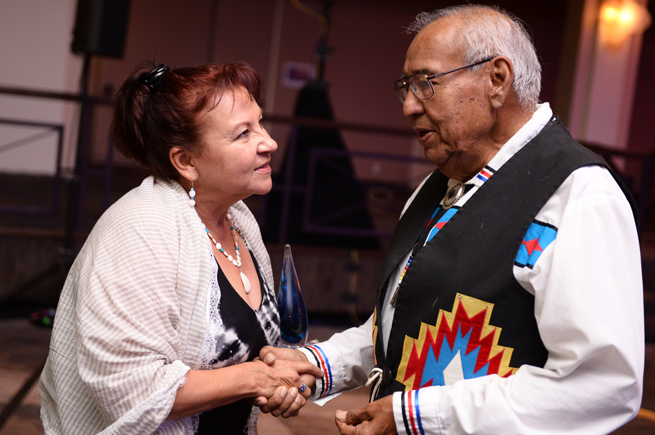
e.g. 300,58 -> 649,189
188,182 -> 196,207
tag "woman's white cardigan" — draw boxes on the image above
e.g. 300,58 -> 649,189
39,176 -> 274,434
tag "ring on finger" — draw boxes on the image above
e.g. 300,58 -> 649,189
299,382 -> 307,393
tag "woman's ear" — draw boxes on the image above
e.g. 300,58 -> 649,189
488,56 -> 514,109
169,146 -> 198,182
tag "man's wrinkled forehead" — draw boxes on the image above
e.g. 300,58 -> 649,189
403,19 -> 461,76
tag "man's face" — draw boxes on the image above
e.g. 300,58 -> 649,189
401,18 -> 497,181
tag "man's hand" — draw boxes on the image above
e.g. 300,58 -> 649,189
335,395 -> 396,435
260,345 -> 309,365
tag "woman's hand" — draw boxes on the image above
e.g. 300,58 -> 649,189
250,346 -> 323,417
250,356 -> 323,417
168,356 -> 322,420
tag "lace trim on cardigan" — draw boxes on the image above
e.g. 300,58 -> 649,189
200,241 -> 223,370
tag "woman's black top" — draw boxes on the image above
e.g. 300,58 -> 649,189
196,258 -> 278,434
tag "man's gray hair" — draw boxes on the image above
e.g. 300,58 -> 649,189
407,4 -> 541,110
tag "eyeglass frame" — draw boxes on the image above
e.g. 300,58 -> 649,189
393,57 -> 495,103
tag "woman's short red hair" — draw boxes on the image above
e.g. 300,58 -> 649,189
111,62 -> 262,180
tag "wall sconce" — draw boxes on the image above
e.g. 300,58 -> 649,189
598,0 -> 652,49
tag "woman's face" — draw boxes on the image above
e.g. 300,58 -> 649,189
193,86 -> 277,205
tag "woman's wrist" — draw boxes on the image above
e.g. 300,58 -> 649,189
248,360 -> 281,398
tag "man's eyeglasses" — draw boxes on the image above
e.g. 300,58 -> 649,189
393,57 -> 495,103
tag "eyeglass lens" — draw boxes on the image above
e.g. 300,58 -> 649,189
393,80 -> 407,102
394,57 -> 494,103
394,75 -> 433,103
411,76 -> 433,99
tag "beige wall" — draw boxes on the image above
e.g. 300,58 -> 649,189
0,0 -> 82,174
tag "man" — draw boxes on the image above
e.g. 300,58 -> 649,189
260,4 -> 644,434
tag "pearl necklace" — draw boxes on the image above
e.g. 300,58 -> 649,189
203,213 -> 252,293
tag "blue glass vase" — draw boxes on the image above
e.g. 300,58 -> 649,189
277,244 -> 308,348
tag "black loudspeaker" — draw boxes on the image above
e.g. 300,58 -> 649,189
71,0 -> 131,58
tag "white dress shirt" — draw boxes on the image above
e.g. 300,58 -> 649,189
302,104 -> 644,434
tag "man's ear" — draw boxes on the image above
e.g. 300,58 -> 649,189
169,146 -> 198,182
488,56 -> 514,109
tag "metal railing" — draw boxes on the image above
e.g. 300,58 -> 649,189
0,118 -> 64,216
1,85 -> 653,237
0,85 -> 114,232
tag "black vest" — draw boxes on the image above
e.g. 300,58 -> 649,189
372,117 -> 635,400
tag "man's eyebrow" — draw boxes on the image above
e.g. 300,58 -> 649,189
402,68 -> 434,77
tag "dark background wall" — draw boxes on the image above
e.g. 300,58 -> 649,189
1,0 -> 654,312
80,0 -> 654,175
79,0 -> 655,315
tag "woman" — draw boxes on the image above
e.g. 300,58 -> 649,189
38,62 -> 322,434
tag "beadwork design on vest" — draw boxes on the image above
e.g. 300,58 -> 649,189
515,220 -> 558,268
396,293 -> 518,390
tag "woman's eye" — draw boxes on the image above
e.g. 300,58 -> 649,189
236,129 -> 250,140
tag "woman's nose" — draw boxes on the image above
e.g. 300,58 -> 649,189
260,130 -> 278,153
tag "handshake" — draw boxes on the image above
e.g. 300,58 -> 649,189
249,345 -> 396,434
249,345 -> 321,418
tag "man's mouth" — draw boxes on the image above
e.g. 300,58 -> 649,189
416,128 -> 434,143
